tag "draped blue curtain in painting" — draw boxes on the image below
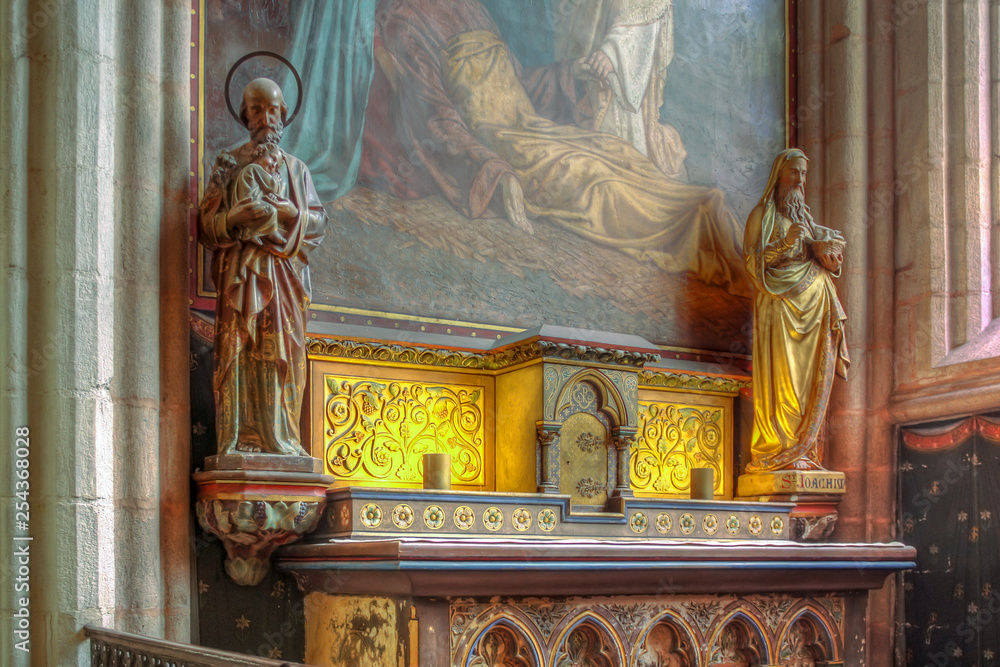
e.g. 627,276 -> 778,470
900,416 -> 1000,667
277,0 -> 555,202
278,0 -> 377,200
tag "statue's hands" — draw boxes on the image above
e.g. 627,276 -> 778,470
783,222 -> 808,246
817,251 -> 843,272
575,50 -> 614,84
227,198 -> 274,230
211,153 -> 237,183
500,173 -> 534,235
265,193 -> 298,222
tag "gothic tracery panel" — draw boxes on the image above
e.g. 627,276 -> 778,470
777,616 -> 832,667
554,621 -> 619,667
450,595 -> 843,667
636,620 -> 695,667
469,624 -> 538,667
709,617 -> 766,666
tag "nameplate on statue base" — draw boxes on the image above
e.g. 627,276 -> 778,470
738,469 -> 846,496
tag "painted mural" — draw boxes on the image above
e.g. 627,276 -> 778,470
194,0 -> 788,350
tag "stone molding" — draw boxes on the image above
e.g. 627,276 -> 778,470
639,370 -> 749,395
537,340 -> 660,367
306,337 -> 541,370
306,336 -> 662,370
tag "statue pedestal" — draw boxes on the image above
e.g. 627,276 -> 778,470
738,470 -> 845,542
203,452 -> 324,473
194,456 -> 333,585
737,469 -> 846,496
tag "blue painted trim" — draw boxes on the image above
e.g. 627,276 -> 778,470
561,512 -> 627,524
328,487 -> 796,515
284,560 -> 917,572
329,488 -> 567,506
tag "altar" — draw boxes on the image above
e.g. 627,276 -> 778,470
260,324 -> 915,666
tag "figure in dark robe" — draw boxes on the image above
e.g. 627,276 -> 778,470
200,78 -> 329,456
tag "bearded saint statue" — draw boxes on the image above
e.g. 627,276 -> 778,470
199,78 -> 329,457
742,148 -> 850,472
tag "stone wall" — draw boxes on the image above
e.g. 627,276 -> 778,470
0,1 -> 192,665
797,0 -> 1000,664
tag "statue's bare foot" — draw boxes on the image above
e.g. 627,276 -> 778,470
500,174 -> 534,235
790,458 -> 824,471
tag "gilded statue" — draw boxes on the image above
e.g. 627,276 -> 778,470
199,78 -> 329,456
743,149 -> 849,473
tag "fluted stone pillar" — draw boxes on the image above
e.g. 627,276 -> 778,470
0,1 -> 191,665
797,1 -> 895,664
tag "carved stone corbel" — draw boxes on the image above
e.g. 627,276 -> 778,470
193,460 -> 333,585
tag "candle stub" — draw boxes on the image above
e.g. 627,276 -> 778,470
690,468 -> 714,500
423,453 -> 452,490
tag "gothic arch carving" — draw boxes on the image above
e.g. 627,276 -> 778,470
466,620 -> 541,667
543,369 -> 638,505
776,611 -> 836,667
553,369 -> 629,427
707,613 -> 768,666
634,613 -> 698,667
549,612 -> 625,667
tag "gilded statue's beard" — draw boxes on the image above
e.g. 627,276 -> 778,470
250,119 -> 283,146
777,185 -> 811,225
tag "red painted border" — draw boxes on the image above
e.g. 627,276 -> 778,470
196,482 -> 330,499
787,0 -> 798,149
902,419 -> 975,451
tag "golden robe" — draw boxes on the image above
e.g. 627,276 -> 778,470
743,199 -> 849,471
443,31 -> 748,295
199,143 -> 328,455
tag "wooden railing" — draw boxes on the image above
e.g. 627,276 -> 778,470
84,625 -> 310,667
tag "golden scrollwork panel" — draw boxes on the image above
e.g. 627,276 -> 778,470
311,361 -> 494,490
631,390 -> 733,498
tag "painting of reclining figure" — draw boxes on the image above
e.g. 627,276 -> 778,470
198,0 -> 787,350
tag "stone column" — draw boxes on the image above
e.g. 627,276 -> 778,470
0,1 -> 192,665
158,0 -> 195,643
0,1 -> 32,664
610,429 -> 635,498
797,0 -> 897,664
535,422 -> 561,494
862,3 -> 900,666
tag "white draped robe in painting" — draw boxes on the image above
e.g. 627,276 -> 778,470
554,0 -> 686,178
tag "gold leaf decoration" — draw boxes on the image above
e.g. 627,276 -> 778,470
630,402 -> 725,495
577,477 -> 605,499
308,338 -> 540,370
577,432 -> 604,453
639,370 -> 748,395
325,375 -> 486,486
